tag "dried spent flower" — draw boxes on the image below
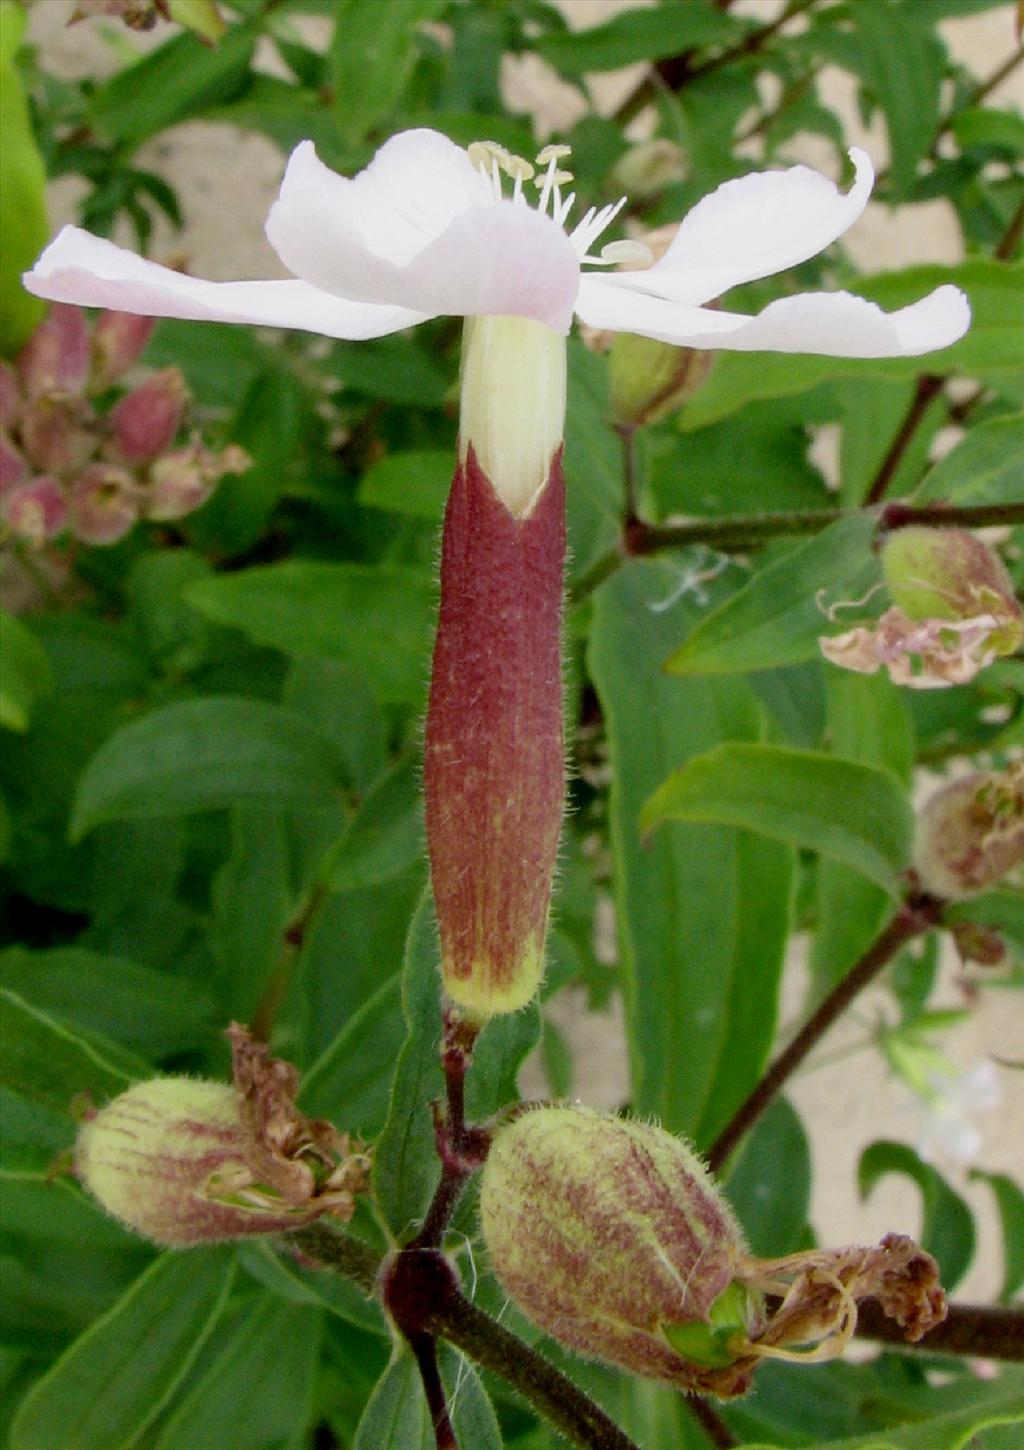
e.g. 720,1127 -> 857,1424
76,1025 -> 369,1246
914,765 -> 1024,900
481,1106 -> 946,1399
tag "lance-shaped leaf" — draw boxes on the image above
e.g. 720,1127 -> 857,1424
71,697 -> 347,840
641,743 -> 912,892
968,1170 -> 1024,1305
913,411 -> 1024,506
1,988 -> 148,1118
664,513 -> 881,677
9,1248 -> 235,1450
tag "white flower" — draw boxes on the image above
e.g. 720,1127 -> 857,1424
23,129 -> 969,358
914,1061 -> 1001,1166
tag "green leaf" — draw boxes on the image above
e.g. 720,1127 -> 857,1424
0,947 -> 215,1059
0,611 -> 53,732
373,893 -> 539,1236
9,1247 -> 235,1450
299,974 -> 404,1137
588,561 -> 772,1135
859,1140 -> 976,1291
642,743 -> 912,892
185,563 -> 435,706
188,367 -> 311,554
71,697 -> 347,840
968,1170 -> 1024,1304
725,1098 -> 810,1257
664,513 -> 881,677
847,0 -> 945,194
320,753 -> 423,893
952,107 -> 1024,156
442,1346 -> 503,1450
537,0 -> 738,74
0,2 -> 46,352
88,26 -> 258,146
352,1350 -> 430,1450
914,412 -> 1024,505
357,449 -> 452,521
326,0 -> 446,147
812,670 -> 913,996
236,1239 -> 384,1336
151,1299 -> 320,1450
564,341 -> 624,583
0,988 -> 148,1117
682,261 -> 1024,430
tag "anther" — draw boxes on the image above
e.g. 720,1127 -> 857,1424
599,240 -> 654,266
536,144 -> 572,165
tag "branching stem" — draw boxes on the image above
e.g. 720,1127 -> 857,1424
707,891 -> 944,1173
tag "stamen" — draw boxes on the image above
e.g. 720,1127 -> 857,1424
536,143 -> 572,165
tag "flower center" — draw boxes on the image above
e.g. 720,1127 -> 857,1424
467,140 -> 651,269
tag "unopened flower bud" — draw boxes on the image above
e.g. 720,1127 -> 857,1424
609,333 -> 713,427
481,1105 -> 764,1397
69,463 -> 138,544
166,0 -> 226,44
107,368 -> 186,462
949,918 -> 1005,967
2,476 -> 68,546
145,440 -> 249,520
16,305 -> 91,400
1,434 -> 27,494
914,767 -> 1024,900
482,1105 -> 946,1398
883,527 -> 1022,651
0,362 -> 21,432
76,1029 -> 369,1246
20,396 -> 96,476
92,311 -> 155,390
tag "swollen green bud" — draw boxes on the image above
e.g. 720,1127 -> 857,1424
481,1106 -> 946,1398
76,1029 -> 368,1245
480,1105 -> 763,1397
882,527 -> 1022,655
914,766 -> 1024,900
608,333 -> 712,428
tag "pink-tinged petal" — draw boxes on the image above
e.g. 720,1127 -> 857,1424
0,362 -> 21,432
108,368 -> 186,462
23,228 -> 429,340
69,463 -> 138,545
1,433 -> 28,494
605,149 -> 875,308
92,312 -> 156,389
575,278 -> 970,358
2,476 -> 68,546
266,140 -> 579,330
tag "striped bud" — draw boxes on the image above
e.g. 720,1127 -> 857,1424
883,527 -> 1022,656
915,766 -> 1024,900
481,1105 -> 764,1397
481,1106 -> 946,1398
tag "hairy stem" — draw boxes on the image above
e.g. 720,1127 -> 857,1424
684,1396 -> 738,1448
856,1302 -> 1024,1362
285,1222 -> 382,1293
570,499 -> 1024,604
411,1009 -> 487,1252
409,1332 -> 458,1450
708,892 -> 944,1172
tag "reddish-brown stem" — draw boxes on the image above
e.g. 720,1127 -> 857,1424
410,1010 -> 487,1252
708,892 -> 944,1173
409,1332 -> 458,1450
250,881 -> 328,1041
856,1301 -> 1024,1361
685,1396 -> 738,1448
863,374 -> 945,506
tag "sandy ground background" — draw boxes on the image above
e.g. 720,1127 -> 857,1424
22,0 -> 1024,1304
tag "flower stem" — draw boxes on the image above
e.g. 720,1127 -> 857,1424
707,891 -> 944,1173
863,374 -> 945,505
856,1302 -> 1024,1361
409,1331 -> 459,1450
684,1396 -> 738,1448
570,499 -> 1024,604
250,881 -> 327,1042
411,1009 -> 487,1252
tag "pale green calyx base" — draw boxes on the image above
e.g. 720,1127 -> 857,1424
444,933 -> 545,1017
459,315 -> 566,518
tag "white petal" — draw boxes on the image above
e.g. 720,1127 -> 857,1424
575,276 -> 971,357
22,227 -> 428,340
605,149 -> 875,307
267,137 -> 579,330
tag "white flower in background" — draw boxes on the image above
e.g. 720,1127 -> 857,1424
914,1061 -> 1001,1166
23,128 -> 970,357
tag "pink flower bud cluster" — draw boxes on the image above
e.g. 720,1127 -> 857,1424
1,305 -> 248,550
